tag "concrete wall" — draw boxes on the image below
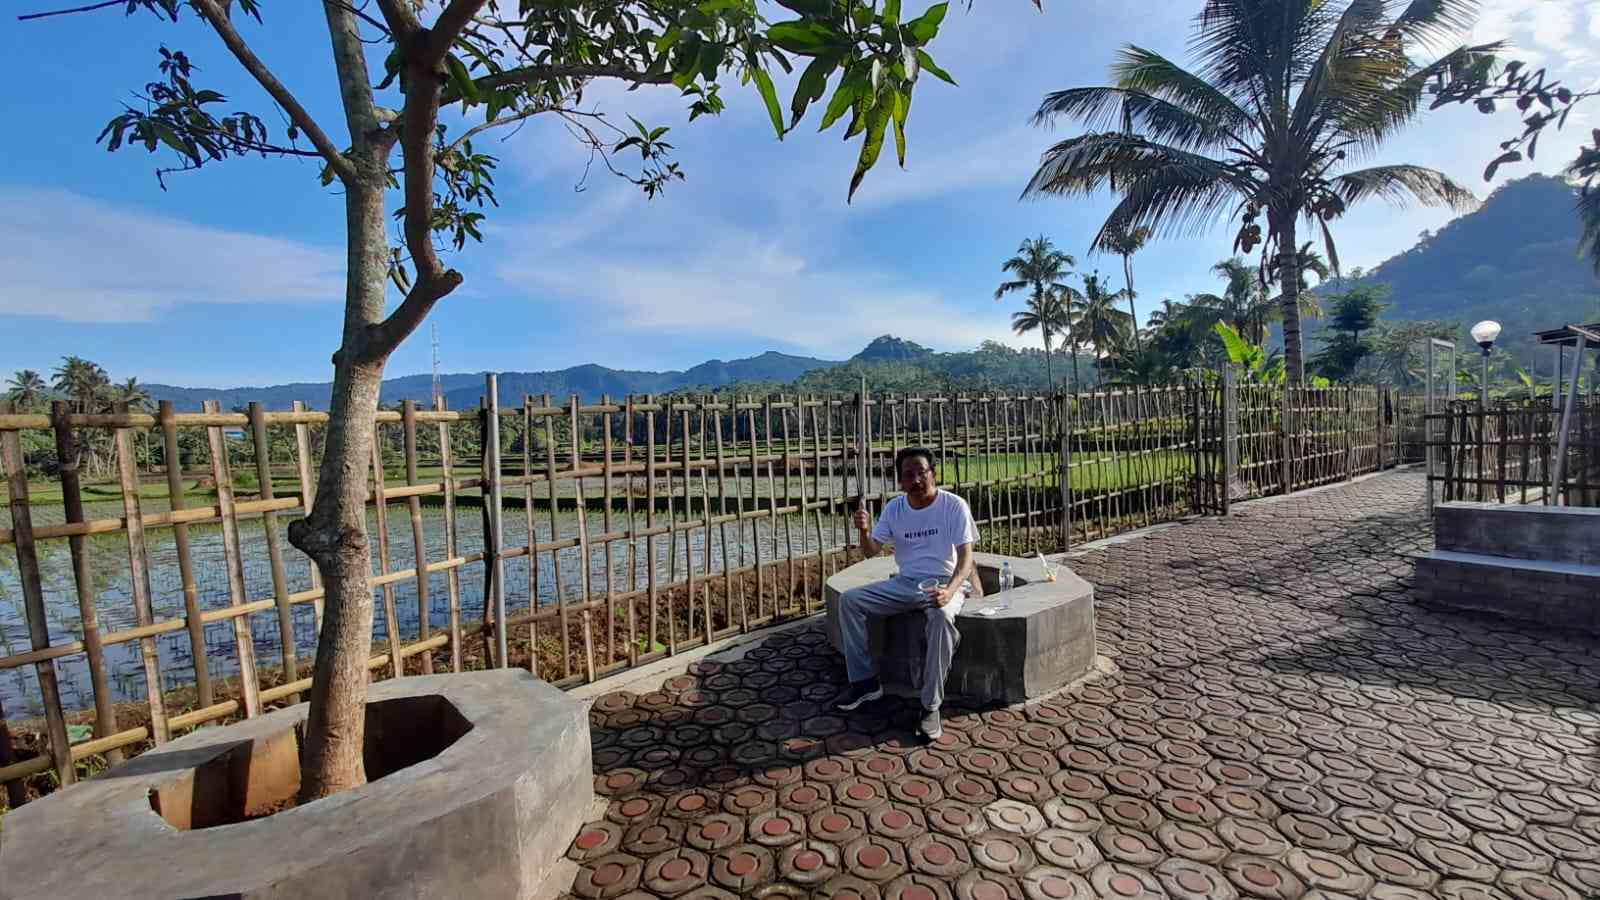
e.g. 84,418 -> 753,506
1434,502 -> 1600,564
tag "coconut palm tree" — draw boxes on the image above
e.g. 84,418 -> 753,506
1101,223 -> 1152,351
995,235 -> 1077,389
52,356 -> 110,413
5,370 -> 49,411
1008,292 -> 1073,390
1023,0 -> 1490,382
111,377 -> 152,412
1076,272 -> 1135,371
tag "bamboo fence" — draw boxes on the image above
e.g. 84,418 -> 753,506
0,377 -> 1416,801
1425,397 -> 1600,506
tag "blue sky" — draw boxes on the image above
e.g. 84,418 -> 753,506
4,0 -> 1597,387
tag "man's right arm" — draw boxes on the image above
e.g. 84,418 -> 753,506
854,506 -> 884,556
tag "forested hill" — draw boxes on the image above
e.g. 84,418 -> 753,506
1345,174 -> 1600,362
145,350 -> 839,412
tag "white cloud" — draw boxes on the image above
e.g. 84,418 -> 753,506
494,217 -> 1019,357
0,189 -> 344,323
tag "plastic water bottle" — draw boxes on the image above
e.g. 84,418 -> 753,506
996,561 -> 1013,612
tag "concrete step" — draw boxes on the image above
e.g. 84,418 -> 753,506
1434,501 -> 1600,566
1414,549 -> 1600,634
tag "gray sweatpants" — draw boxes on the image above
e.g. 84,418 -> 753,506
837,575 -> 968,711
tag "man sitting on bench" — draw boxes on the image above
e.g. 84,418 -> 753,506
834,447 -> 979,740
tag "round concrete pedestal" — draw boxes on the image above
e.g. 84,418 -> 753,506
0,670 -> 592,900
823,553 -> 1096,705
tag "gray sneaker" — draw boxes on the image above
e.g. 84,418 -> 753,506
919,708 -> 942,741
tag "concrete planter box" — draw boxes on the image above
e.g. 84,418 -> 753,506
0,670 -> 592,900
823,552 -> 1096,705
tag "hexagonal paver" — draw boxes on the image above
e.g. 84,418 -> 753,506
867,802 -> 925,840
841,836 -> 909,884
573,853 -> 645,899
569,821 -> 626,862
642,847 -> 710,896
709,844 -> 774,892
1156,858 -> 1238,900
779,840 -> 840,885
1032,828 -> 1103,872
1020,866 -> 1094,900
622,819 -> 685,857
1088,860 -> 1169,899
684,815 -> 745,852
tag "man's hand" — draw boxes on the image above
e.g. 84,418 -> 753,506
925,583 -> 959,608
853,507 -> 871,532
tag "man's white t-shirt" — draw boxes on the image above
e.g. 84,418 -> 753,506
871,490 -> 980,580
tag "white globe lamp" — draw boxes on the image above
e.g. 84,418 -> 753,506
1470,320 -> 1501,402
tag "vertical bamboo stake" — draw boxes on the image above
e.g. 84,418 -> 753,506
1,403 -> 75,785
602,395 -> 620,665
712,402 -> 738,632
751,400 -> 769,622
821,397 -> 839,571
201,400 -> 261,717
248,402 -> 300,696
435,398 -> 463,672
697,398 -> 715,640
369,428 -> 405,678
645,396 -> 660,653
570,396 -> 596,681
622,396 -> 638,664
113,403 -> 170,740
522,396 -> 540,674
159,400 -> 212,708
856,379 -> 868,557
780,397 -> 798,611
808,398 -> 826,606
679,404 -> 696,643
542,394 -> 571,678
54,401 -> 123,758
484,376 -> 508,669
290,400 -> 322,627
400,401 -> 434,675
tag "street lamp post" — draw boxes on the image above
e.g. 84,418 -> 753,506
1470,320 -> 1501,405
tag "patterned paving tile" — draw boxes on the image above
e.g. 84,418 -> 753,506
566,472 -> 1600,899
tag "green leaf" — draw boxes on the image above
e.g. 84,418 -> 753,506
444,54 -> 480,105
818,74 -> 860,130
752,67 -> 784,137
791,55 -> 836,126
883,0 -> 901,29
66,724 -> 93,745
768,20 -> 838,55
656,26 -> 683,52
905,1 -> 948,42
915,49 -> 956,85
775,0 -> 831,15
890,88 -> 910,166
848,102 -> 891,202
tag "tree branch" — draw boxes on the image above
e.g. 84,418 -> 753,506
191,0 -> 356,182
359,0 -> 489,362
17,0 -> 122,21
444,63 -> 672,105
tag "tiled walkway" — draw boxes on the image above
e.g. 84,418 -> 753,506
564,471 -> 1600,899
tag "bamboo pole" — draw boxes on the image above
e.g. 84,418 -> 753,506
712,403 -> 739,633
435,398 -> 463,673
0,401 -> 76,787
645,396 -> 660,654
601,394 -> 620,665
570,396 -> 596,682
248,402 -> 300,697
807,398 -> 824,611
112,402 -> 170,742
53,401 -> 123,760
486,376 -> 508,669
542,393 -> 569,678
291,400 -> 323,628
697,399 -> 714,640
201,400 -> 261,718
622,396 -> 638,664
780,397 -> 798,612
521,396 -> 540,675
750,399 -> 768,624
401,401 -> 434,675
369,427 -> 406,678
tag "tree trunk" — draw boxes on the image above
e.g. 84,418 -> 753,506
1123,254 -> 1140,353
1070,345 -> 1081,391
289,174 -> 391,802
1277,216 -> 1304,384
1043,335 -> 1055,392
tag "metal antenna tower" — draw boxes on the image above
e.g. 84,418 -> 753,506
431,323 -> 442,407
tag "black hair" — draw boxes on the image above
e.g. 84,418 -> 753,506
894,446 -> 936,476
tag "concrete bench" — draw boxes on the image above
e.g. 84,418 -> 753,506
1415,502 -> 1600,634
823,552 -> 1096,705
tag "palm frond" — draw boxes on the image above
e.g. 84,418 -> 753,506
1033,85 -> 1243,153
1333,164 -> 1477,210
1388,0 -> 1482,51
994,279 -> 1029,300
